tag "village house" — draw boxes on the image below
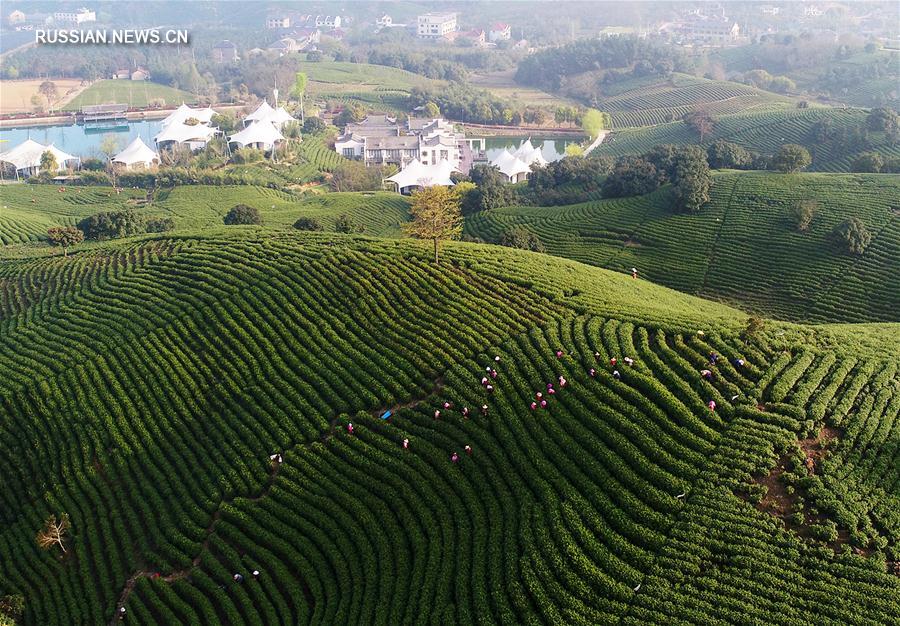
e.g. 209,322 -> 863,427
266,15 -> 292,29
53,7 -> 95,24
417,12 -> 457,39
489,23 -> 511,42
315,15 -> 341,29
681,17 -> 741,45
212,40 -> 239,64
131,68 -> 150,81
7,9 -> 25,24
455,28 -> 486,46
112,69 -> 130,79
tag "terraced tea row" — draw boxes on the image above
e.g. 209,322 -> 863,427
0,234 -> 897,624
465,172 -> 900,323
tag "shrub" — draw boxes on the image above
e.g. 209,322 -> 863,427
224,204 -> 262,225
81,157 -> 106,171
850,152 -> 883,173
145,217 -> 175,233
830,218 -> 871,255
707,140 -> 753,169
789,200 -> 818,232
302,117 -> 327,135
77,210 -> 146,240
499,226 -> 545,252
231,148 -> 265,164
335,213 -> 362,234
602,157 -> 660,198
293,217 -> 324,231
771,144 -> 812,173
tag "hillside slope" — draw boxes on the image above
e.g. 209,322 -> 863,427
0,234 -> 897,625
465,172 -> 900,324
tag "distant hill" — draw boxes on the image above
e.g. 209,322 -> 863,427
596,107 -> 900,172
465,171 -> 900,323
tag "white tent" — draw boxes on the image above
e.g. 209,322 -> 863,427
386,158 -> 457,193
490,149 -> 531,182
0,139 -> 80,176
112,136 -> 159,169
229,121 -> 285,150
160,103 -> 217,128
513,139 -> 548,167
154,122 -> 220,149
243,100 -> 275,126
261,106 -> 296,129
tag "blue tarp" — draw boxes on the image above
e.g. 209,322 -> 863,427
380,410 -> 392,420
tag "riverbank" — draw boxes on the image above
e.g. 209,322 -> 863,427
0,104 -> 245,129
459,122 -> 585,138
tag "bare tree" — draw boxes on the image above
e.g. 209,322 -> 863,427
36,513 -> 71,554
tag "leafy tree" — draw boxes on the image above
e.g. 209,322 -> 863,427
602,157 -> 660,198
223,204 -> 262,225
466,165 -> 514,213
302,117 -> 326,134
866,108 -> 898,133
789,200 -> 818,232
293,217 -> 324,231
744,69 -> 773,89
36,513 -> 70,554
335,102 -> 367,127
77,210 -> 146,240
38,80 -> 58,111
29,94 -> 44,113
565,144 -> 584,157
851,152 -> 883,173
145,217 -> 175,233
771,144 -> 812,173
334,213 -> 363,234
404,186 -> 463,264
330,163 -> 386,192
292,72 -> 308,124
212,112 -> 238,134
0,594 -> 24,626
80,157 -> 105,171
580,109 -> 610,141
768,76 -> 796,93
830,218 -> 871,255
707,140 -> 753,169
306,50 -> 323,62
671,146 -> 711,213
683,109 -> 715,142
46,226 -> 84,256
99,134 -> 122,186
39,150 -> 58,174
500,225 -> 545,252
423,101 -> 440,118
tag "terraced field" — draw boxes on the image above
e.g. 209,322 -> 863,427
0,183 -> 406,249
0,233 -> 897,625
597,107 -> 900,172
304,62 -> 444,113
465,172 -> 900,323
63,80 -> 197,110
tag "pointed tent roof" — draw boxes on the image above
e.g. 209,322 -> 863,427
244,99 -> 275,124
490,149 -> 531,180
0,139 -> 79,172
161,104 -> 217,128
386,159 -> 457,189
155,121 -> 219,144
112,136 -> 159,166
256,106 -> 295,129
513,139 -> 548,167
229,120 -> 285,148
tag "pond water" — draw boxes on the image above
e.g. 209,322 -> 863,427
0,120 -> 576,165
482,137 -> 575,163
0,119 -> 164,159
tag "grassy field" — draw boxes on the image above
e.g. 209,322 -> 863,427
0,78 -> 84,114
304,61 -> 445,112
0,231 -> 897,624
62,80 -> 197,110
465,171 -> 900,323
596,107 -> 900,172
470,69 -> 579,107
0,183 -> 407,250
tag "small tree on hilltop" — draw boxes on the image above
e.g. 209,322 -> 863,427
47,226 -> 84,257
404,185 -> 463,264
771,144 -> 812,173
39,150 -> 58,174
223,204 -> 262,225
500,225 -> 545,252
36,513 -> 70,554
683,109 -> 715,143
830,218 -> 871,255
789,200 -> 818,232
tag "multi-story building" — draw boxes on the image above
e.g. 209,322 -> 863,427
489,22 -> 511,42
53,7 -> 96,23
417,12 -> 457,39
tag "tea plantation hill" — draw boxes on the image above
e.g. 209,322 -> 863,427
0,231 -> 897,625
465,171 -> 900,324
597,107 -> 900,172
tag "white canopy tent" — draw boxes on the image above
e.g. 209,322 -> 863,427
160,103 -> 217,129
112,137 -> 159,169
229,121 -> 285,151
258,106 -> 296,130
154,122 -> 220,150
513,138 -> 548,167
386,158 -> 457,193
490,149 -> 531,183
0,139 -> 80,177
243,100 -> 275,126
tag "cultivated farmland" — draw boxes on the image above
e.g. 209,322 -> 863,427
0,234 -> 897,625
62,80 -> 197,110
